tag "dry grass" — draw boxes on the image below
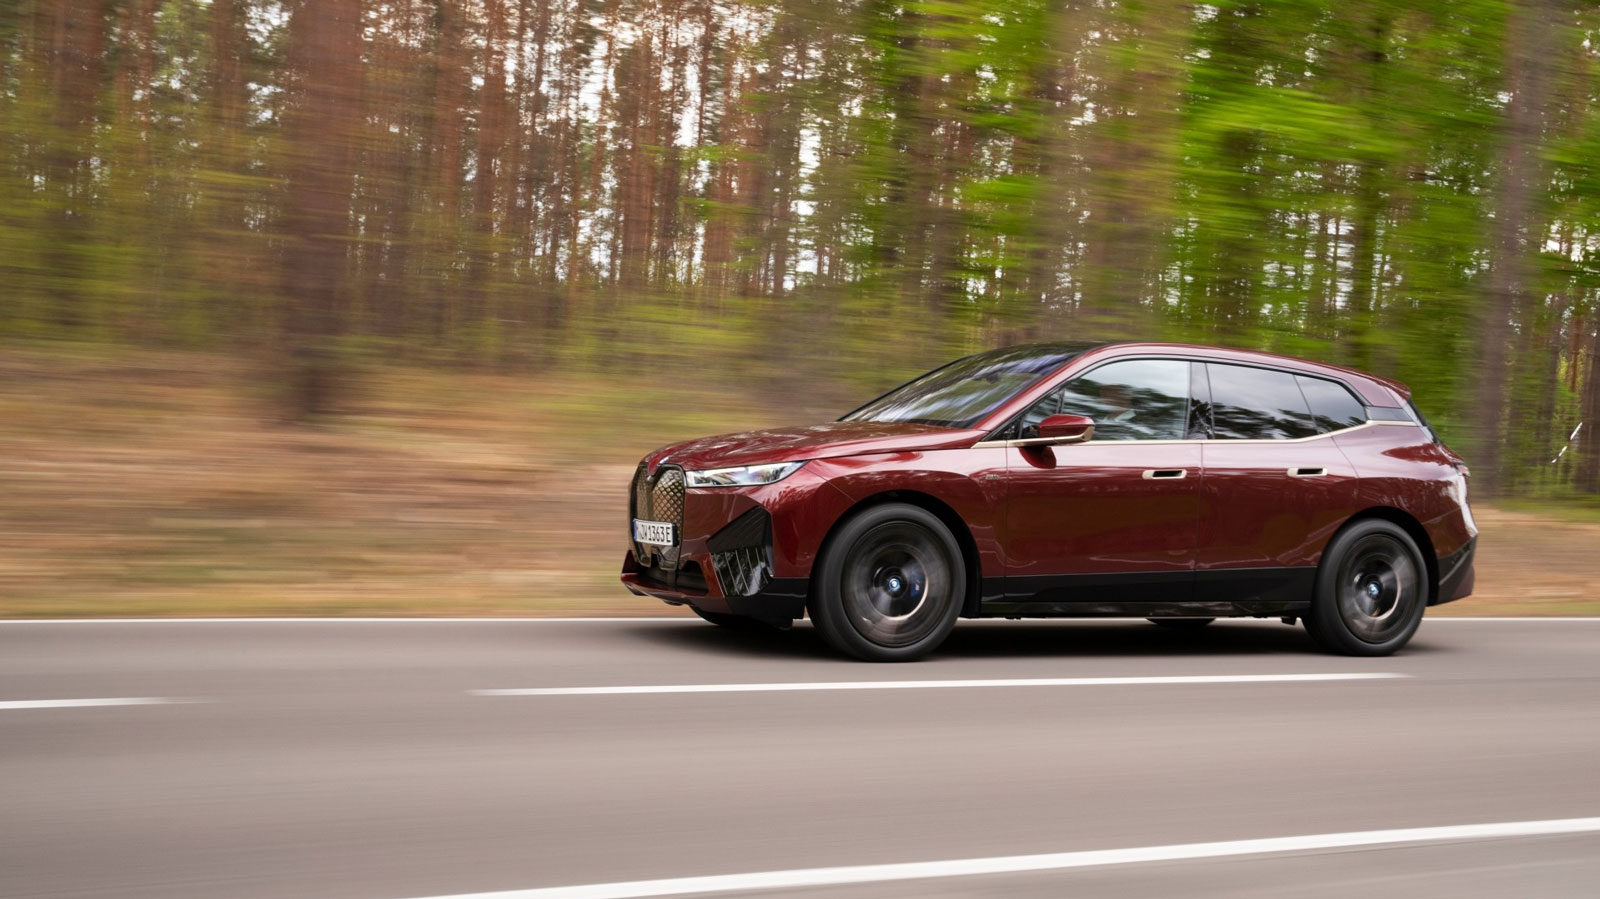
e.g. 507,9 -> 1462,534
1439,505 -> 1600,617
0,346 -> 776,617
1,346 -> 1595,618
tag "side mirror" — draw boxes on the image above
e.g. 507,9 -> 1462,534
1037,413 -> 1094,444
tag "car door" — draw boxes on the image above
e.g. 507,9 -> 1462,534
998,358 -> 1205,611
1195,363 -> 1363,609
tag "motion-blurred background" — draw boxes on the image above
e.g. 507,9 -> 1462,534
2,0 -> 1597,617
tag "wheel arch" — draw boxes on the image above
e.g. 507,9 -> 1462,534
1331,506 -> 1439,602
812,490 -> 985,618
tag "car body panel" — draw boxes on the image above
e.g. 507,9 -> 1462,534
1000,442 -> 1202,604
1333,422 -> 1478,564
1194,431 -> 1362,607
644,421 -> 987,471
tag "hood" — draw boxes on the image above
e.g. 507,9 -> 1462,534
647,421 -> 985,471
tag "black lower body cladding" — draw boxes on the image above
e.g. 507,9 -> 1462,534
706,506 -> 774,598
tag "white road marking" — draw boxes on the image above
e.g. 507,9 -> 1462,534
472,672 -> 1405,697
404,816 -> 1600,899
0,697 -> 193,710
1425,617 -> 1600,621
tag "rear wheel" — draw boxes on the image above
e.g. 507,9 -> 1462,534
809,504 -> 966,662
1303,519 -> 1428,656
1148,617 -> 1215,630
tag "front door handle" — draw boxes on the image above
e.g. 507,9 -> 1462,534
1142,469 -> 1187,480
1288,467 -> 1327,478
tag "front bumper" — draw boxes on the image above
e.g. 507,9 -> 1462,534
622,463 -> 832,625
620,551 -> 808,624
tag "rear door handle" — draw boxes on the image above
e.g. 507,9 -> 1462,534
1142,469 -> 1187,480
1288,467 -> 1327,478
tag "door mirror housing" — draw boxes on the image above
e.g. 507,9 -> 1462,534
1037,414 -> 1095,444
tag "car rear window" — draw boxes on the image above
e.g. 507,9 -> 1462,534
1207,364 -> 1318,440
1296,376 -> 1367,433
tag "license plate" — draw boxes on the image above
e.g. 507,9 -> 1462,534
633,519 -> 676,547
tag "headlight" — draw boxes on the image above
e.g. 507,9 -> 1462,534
686,461 -> 807,488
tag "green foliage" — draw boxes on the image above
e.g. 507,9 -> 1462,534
1,0 -> 1598,492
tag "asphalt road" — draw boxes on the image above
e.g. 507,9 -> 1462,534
2,617 -> 1598,898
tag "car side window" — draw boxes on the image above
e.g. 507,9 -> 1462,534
1297,375 -> 1366,433
1058,359 -> 1190,441
1208,363 -> 1318,439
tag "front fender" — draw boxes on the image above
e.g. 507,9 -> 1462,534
802,449 -> 1009,581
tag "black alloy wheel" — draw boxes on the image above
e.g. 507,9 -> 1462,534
810,503 -> 966,662
1304,519 -> 1428,656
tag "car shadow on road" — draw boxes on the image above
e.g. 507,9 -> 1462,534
621,621 -> 837,660
619,618 -> 1449,661
937,621 -> 1320,658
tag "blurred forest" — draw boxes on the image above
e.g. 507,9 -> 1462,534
3,0 -> 1600,501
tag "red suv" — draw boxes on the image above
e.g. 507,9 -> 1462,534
621,343 -> 1477,661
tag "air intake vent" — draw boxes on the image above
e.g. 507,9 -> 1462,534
708,507 -> 774,597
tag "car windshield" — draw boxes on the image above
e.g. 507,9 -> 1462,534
842,344 -> 1095,428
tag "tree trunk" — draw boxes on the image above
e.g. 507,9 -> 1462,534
1473,0 -> 1558,495
468,0 -> 508,337
278,0 -> 363,418
43,0 -> 108,329
1078,0 -> 1188,340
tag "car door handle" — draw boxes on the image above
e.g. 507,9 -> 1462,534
1288,467 -> 1327,478
1142,469 -> 1187,480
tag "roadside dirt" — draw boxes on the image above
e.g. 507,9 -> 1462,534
1,348 -> 1594,617
1446,506 -> 1600,616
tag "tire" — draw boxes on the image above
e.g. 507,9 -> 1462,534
809,503 -> 967,662
690,607 -> 773,630
1148,617 -> 1215,630
1303,519 -> 1428,656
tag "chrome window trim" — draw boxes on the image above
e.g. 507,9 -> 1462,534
981,349 -> 1413,447
971,418 -> 1416,449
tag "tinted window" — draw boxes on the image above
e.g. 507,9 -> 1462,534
1016,391 -> 1060,439
1208,364 -> 1317,440
1297,376 -> 1366,433
843,344 -> 1094,428
1057,359 -> 1190,441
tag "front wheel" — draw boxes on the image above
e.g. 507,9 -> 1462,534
809,504 -> 967,662
1303,519 -> 1428,656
